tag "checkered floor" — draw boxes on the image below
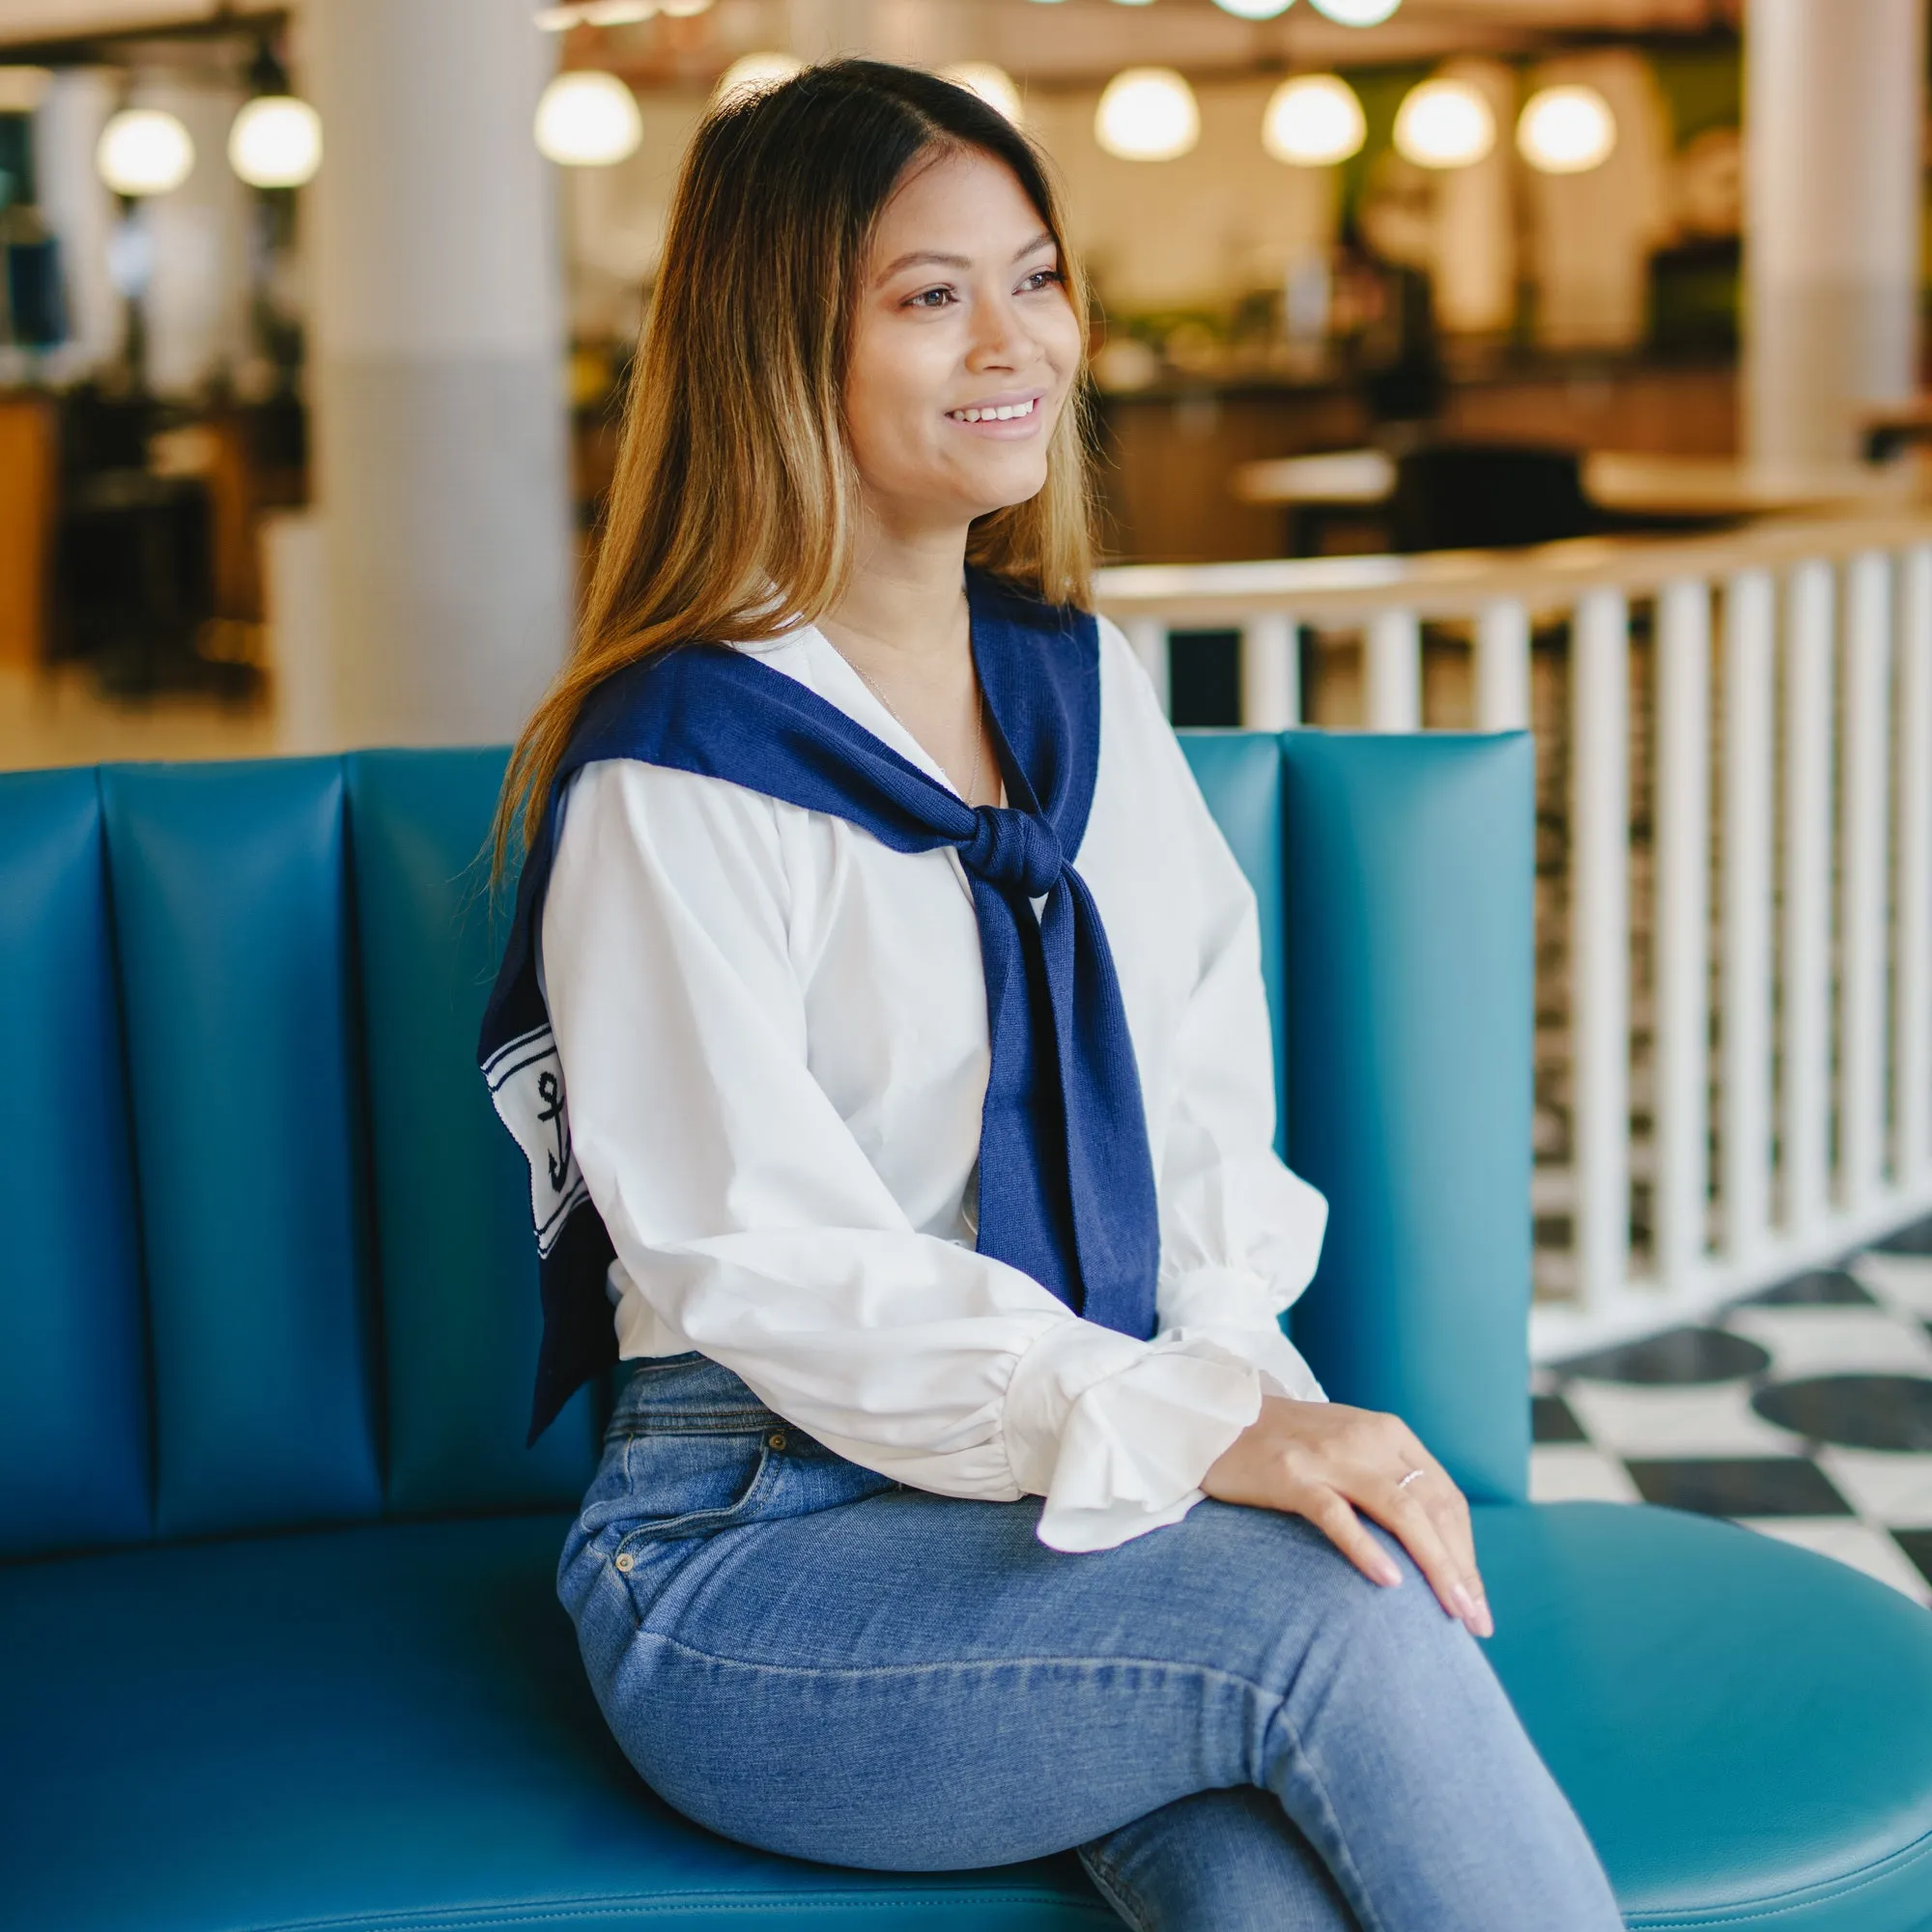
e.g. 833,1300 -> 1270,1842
1531,1218 -> 1932,1607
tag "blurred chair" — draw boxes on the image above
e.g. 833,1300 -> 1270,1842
1387,440 -> 1596,553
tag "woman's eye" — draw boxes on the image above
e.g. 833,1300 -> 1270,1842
1019,269 -> 1064,294
906,286 -> 955,309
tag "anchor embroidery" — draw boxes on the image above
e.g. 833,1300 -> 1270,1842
536,1068 -> 572,1196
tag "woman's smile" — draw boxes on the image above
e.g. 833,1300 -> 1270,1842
945,390 -> 1046,435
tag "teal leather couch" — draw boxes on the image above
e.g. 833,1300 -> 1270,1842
5,732 -> 1932,1932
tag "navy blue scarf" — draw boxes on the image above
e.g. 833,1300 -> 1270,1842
480,573 -> 1160,1445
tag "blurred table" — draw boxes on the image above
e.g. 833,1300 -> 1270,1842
1235,448 -> 1923,531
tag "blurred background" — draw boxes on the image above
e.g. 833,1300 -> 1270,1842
0,0 -> 1918,760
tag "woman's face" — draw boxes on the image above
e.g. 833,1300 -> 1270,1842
843,145 -> 1082,542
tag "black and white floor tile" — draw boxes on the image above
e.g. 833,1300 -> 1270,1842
1531,1219 -> 1932,1606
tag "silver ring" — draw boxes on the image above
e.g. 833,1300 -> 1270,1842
1396,1467 -> 1425,1492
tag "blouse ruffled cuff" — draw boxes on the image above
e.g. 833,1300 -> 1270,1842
1160,1264 -> 1327,1405
1002,1321 -> 1266,1554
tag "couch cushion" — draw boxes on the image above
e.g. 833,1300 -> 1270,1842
1177,733 -> 1286,1157
1284,731 -> 1536,1507
1479,1500 -> 1932,1931
0,1512 -> 1111,1931
346,750 -> 600,1516
0,767 -> 151,1556
101,759 -> 382,1539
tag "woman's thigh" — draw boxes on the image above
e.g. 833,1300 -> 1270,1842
567,1478 -> 1524,1874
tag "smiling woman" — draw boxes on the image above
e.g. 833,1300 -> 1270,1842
481,59 -> 1625,1932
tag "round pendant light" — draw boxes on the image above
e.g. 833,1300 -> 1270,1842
228,96 -> 323,188
1263,73 -> 1366,166
1307,0 -> 1401,23
1392,76 -> 1495,169
97,107 -> 195,197
1517,84 -> 1617,175
534,69 -> 642,165
1094,69 -> 1199,162
1213,0 -> 1294,19
715,50 -> 806,103
941,63 -> 1022,125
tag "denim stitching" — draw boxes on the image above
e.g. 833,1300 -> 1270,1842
1264,1698 -> 1386,1932
635,1628 -> 1302,1696
1075,1843 -> 1153,1930
611,1449 -> 775,1563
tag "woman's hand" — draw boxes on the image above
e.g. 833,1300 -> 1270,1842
1202,1396 -> 1493,1638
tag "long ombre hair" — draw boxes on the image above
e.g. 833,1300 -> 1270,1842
492,59 -> 1097,875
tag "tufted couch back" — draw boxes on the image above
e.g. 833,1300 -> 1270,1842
2,751 -> 600,1559
0,732 -> 1531,1564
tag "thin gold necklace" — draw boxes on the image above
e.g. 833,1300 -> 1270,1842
848,655 -> 990,809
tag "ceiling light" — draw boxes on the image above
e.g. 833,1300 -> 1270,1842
1094,69 -> 1199,162
1308,0 -> 1401,21
0,67 -> 52,113
1213,0 -> 1293,18
1262,73 -> 1365,166
715,50 -> 806,103
227,96 -> 323,188
1517,83 -> 1617,175
941,63 -> 1022,124
1392,76 -> 1495,169
533,70 -> 643,165
96,108 -> 195,197
534,1 -> 655,24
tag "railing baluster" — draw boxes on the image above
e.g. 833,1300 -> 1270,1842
1572,589 -> 1631,1311
1476,598 -> 1532,730
1722,570 -> 1776,1267
1898,546 -> 1932,1185
1366,608 -> 1422,731
1239,612 -> 1299,729
1655,578 -> 1713,1293
1783,559 -> 1836,1237
1841,552 -> 1893,1208
1122,617 -> 1170,717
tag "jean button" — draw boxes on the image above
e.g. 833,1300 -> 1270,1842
768,1432 -> 787,1451
614,1550 -> 636,1573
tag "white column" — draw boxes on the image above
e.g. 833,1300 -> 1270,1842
1839,552 -> 1892,1208
1475,598 -> 1531,731
1654,579 -> 1712,1293
1239,612 -> 1299,730
307,0 -> 573,746
1897,547 -> 1932,1184
1122,617 -> 1170,716
1365,609 -> 1422,731
1782,560 -> 1836,1235
1721,570 -> 1776,1264
131,74 -> 254,399
31,70 -> 126,383
1572,590 -> 1631,1309
1745,0 -> 1926,463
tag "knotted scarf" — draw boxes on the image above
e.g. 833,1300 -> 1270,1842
480,573 -> 1160,1444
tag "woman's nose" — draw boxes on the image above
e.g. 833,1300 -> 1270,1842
965,295 -> 1038,372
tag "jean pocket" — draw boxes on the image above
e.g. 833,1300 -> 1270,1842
610,1425 -> 784,1553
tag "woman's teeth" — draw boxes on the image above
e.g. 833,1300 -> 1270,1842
950,399 -> 1037,422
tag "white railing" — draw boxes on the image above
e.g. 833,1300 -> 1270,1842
1096,514 -> 1932,1360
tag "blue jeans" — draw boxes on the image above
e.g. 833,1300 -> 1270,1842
557,1354 -> 1624,1930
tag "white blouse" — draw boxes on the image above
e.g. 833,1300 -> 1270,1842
539,614 -> 1328,1553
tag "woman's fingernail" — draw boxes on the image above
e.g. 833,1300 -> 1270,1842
1373,1555 -> 1403,1586
1452,1584 -> 1483,1628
